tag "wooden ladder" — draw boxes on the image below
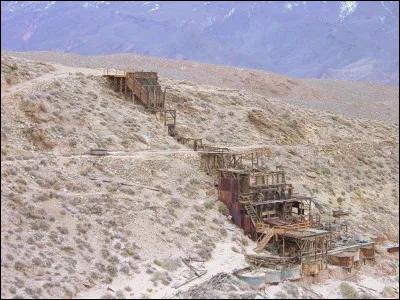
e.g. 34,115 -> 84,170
244,204 -> 259,226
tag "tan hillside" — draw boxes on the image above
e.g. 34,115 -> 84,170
1,54 -> 398,299
4,50 -> 399,124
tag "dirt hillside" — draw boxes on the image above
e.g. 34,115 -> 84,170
4,50 -> 399,124
1,54 -> 399,299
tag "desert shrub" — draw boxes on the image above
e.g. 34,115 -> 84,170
120,186 -> 135,195
116,290 -> 126,299
283,283 -> 300,298
56,226 -> 68,234
203,200 -> 215,210
87,91 -> 98,99
184,221 -> 195,228
31,220 -> 50,231
219,228 -> 227,237
153,257 -> 181,272
14,261 -> 25,271
241,238 -> 249,246
193,204 -> 204,212
167,198 -> 182,209
217,202 -> 229,216
195,243 -> 214,260
106,265 -> 118,278
151,271 -> 172,286
340,282 -> 358,299
382,286 -> 396,298
337,197 -> 345,204
168,207 -> 177,218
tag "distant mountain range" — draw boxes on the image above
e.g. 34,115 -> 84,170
1,1 -> 399,85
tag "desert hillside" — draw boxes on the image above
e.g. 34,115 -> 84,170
4,50 -> 399,124
1,54 -> 399,299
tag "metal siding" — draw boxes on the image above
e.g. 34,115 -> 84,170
265,269 -> 281,284
244,215 -> 251,233
360,247 -> 375,259
281,267 -> 301,281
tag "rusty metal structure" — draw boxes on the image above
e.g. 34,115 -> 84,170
215,167 -> 330,272
215,165 -> 377,276
387,246 -> 399,253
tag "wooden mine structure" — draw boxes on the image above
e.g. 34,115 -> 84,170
103,70 -> 165,109
217,167 -> 330,273
104,69 -> 203,150
199,147 -> 242,174
102,68 -> 375,276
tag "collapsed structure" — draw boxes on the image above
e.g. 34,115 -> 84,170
103,68 -> 376,281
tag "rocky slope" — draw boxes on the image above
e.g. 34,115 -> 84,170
1,54 -> 399,299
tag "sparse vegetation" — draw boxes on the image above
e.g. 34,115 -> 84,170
0,53 -> 398,300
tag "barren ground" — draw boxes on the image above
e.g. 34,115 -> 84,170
1,53 -> 399,299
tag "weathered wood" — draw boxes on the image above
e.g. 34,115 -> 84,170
181,257 -> 200,277
174,270 -> 207,289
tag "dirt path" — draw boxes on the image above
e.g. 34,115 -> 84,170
2,64 -> 103,96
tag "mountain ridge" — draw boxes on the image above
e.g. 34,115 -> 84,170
1,1 -> 398,85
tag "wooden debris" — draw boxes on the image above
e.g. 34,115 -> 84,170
245,253 -> 297,268
89,148 -> 109,156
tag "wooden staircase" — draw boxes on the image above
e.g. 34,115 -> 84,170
254,229 -> 275,253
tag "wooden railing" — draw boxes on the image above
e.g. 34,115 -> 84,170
274,220 -> 312,231
256,222 -> 270,233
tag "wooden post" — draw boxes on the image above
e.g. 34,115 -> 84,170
153,86 -> 156,108
114,77 -> 118,92
283,238 -> 285,257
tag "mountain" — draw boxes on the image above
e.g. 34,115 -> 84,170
1,1 -> 399,85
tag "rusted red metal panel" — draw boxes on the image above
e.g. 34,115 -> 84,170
228,202 -> 234,215
219,191 -> 232,205
232,191 -> 238,203
219,191 -> 226,204
232,211 -> 241,228
330,255 -> 354,268
232,179 -> 238,191
244,215 -> 251,232
231,202 -> 239,211
220,178 -> 229,191
360,247 -> 375,259
226,192 -> 233,205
